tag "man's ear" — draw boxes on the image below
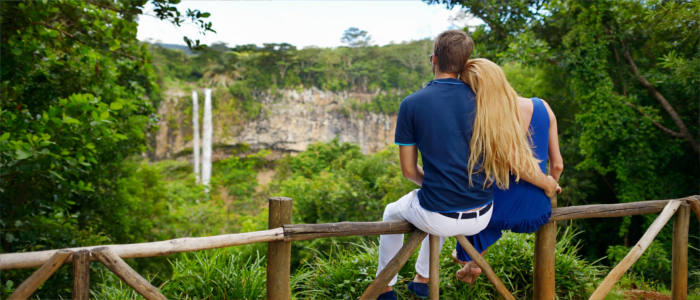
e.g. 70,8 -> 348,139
431,56 -> 439,75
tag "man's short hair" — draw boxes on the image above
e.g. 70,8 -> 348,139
433,30 -> 474,74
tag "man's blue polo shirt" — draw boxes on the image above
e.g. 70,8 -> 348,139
395,78 -> 493,212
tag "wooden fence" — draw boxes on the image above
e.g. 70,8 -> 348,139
1,195 -> 698,300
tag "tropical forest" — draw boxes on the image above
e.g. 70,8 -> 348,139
1,0 -> 698,299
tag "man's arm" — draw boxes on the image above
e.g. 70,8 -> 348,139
399,145 -> 423,186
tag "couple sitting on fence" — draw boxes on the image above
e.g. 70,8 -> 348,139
374,30 -> 563,299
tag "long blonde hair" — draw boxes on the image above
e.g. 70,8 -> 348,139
461,58 -> 540,189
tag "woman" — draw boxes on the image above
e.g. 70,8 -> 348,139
454,58 -> 564,284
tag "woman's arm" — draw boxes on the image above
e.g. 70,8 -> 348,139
399,145 -> 424,186
543,100 -> 564,181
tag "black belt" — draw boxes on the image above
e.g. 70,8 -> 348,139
439,202 -> 493,220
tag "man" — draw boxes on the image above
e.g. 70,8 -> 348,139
374,30 -> 557,299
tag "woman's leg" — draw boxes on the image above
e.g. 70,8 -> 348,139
454,228 -> 501,284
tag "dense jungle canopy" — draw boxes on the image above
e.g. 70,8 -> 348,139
1,0 -> 698,298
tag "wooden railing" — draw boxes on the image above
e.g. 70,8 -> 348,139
1,195 -> 698,300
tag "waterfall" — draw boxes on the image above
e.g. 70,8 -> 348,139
202,88 -> 213,190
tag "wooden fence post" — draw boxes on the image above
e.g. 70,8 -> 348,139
267,197 -> 292,300
672,203 -> 690,300
72,250 -> 90,300
534,196 -> 557,300
428,234 -> 440,300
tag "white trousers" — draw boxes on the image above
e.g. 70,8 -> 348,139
376,189 -> 492,286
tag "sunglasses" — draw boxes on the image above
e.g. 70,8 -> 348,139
429,54 -> 434,63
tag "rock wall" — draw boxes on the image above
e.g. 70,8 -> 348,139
153,88 -> 397,160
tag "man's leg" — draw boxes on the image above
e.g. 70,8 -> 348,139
377,191 -> 416,287
414,235 -> 446,281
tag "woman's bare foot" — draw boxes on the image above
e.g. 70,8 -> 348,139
451,249 -> 467,266
456,261 -> 482,285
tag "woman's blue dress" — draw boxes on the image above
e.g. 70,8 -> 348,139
456,97 -> 552,262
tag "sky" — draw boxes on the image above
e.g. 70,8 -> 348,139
136,0 -> 482,48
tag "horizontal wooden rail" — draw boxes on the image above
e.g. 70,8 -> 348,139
283,220 -> 415,241
2,197 -> 697,271
550,196 -> 697,221
0,228 -> 285,270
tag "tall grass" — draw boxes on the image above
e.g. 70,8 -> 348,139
92,248 -> 267,299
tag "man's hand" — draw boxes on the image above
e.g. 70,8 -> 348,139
544,175 -> 561,198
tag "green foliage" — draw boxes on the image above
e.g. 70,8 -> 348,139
293,242 -> 378,299
607,242 -> 671,286
1,0 -> 212,257
162,249 -> 267,299
149,39 -> 434,115
428,0 -> 699,274
275,141 -> 415,224
341,27 -> 371,47
213,149 -> 269,199
92,248 -> 267,300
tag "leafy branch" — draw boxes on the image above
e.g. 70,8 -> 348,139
620,40 -> 699,154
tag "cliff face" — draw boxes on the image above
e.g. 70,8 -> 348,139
153,88 -> 397,160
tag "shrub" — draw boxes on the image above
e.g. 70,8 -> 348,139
276,141 -> 414,224
607,241 -> 671,286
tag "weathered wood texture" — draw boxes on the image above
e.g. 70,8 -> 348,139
428,234 -> 440,300
72,250 -> 90,300
533,196 -> 557,300
267,197 -> 293,300
0,228 -> 285,270
534,222 -> 556,299
455,235 -> 515,300
8,250 -> 71,300
360,230 -> 428,300
283,221 -> 414,241
550,196 -> 696,221
689,199 -> 700,222
93,247 -> 166,300
589,200 -> 682,300
672,204 -> 690,300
